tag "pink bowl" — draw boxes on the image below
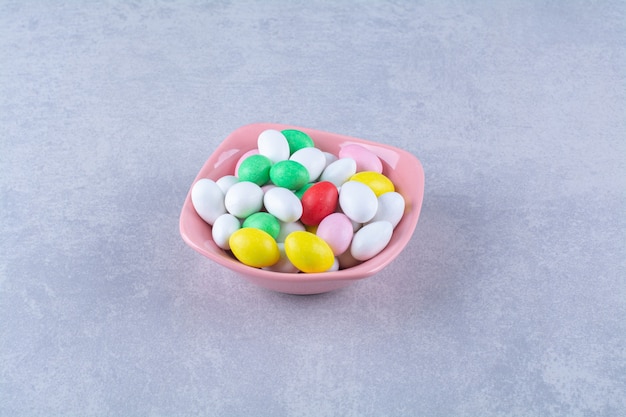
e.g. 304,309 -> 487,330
179,123 -> 425,294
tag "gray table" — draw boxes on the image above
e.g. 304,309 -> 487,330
2,1 -> 624,416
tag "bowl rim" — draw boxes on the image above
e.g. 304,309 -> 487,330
179,122 -> 425,283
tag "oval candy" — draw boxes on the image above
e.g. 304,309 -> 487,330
191,178 -> 226,225
263,187 -> 303,223
237,154 -> 272,186
211,213 -> 241,249
316,212 -> 353,256
284,231 -> 335,273
234,149 -> 259,175
282,129 -> 314,155
242,212 -> 281,240
224,181 -> 264,218
269,160 -> 309,190
229,228 -> 280,268
319,158 -> 357,187
339,143 -> 383,173
258,129 -> 290,163
339,180 -> 378,223
350,221 -> 393,261
300,181 -> 338,226
369,191 -> 405,228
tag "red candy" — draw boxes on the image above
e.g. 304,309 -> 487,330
300,181 -> 338,226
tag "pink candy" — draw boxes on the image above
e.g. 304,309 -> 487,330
338,144 -> 383,173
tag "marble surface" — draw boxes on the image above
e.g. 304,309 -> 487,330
1,1 -> 625,416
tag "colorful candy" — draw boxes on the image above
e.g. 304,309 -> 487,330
269,160 -> 309,190
237,154 -> 272,186
284,231 -> 334,273
300,181 -> 338,226
228,228 -> 280,267
191,128 -> 408,274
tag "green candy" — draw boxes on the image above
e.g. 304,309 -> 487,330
281,129 -> 314,155
242,212 -> 280,240
294,183 -> 314,199
237,154 -> 272,186
270,160 -> 309,190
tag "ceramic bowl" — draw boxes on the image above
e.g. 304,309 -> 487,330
179,123 -> 424,295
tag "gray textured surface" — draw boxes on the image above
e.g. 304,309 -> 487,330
1,1 -> 625,416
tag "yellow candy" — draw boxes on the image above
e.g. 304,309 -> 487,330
350,171 -> 395,197
229,228 -> 280,268
284,231 -> 334,273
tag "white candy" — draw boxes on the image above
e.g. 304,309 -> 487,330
216,175 -> 239,194
191,178 -> 226,225
368,191 -> 405,228
224,181 -> 264,218
350,221 -> 393,261
319,158 -> 357,187
289,147 -> 326,182
263,187 -> 303,223
211,213 -> 241,249
258,129 -> 290,163
339,180 -> 378,223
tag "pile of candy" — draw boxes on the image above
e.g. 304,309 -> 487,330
191,129 -> 405,273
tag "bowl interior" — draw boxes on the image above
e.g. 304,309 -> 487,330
179,123 -> 424,288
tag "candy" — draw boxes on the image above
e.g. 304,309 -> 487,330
234,149 -> 259,174
350,171 -> 395,197
242,212 -> 280,240
284,231 -> 334,273
258,129 -> 290,163
339,143 -> 383,173
211,213 -> 241,249
263,187 -> 303,223
281,129 -> 314,154
319,157 -> 357,187
300,181 -> 338,226
191,178 -> 226,225
269,160 -> 309,190
224,181 -> 264,218
339,180 -> 378,223
350,221 -> 393,261
237,154 -> 272,186
229,228 -> 280,267
369,191 -> 405,228
316,212 -> 353,256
